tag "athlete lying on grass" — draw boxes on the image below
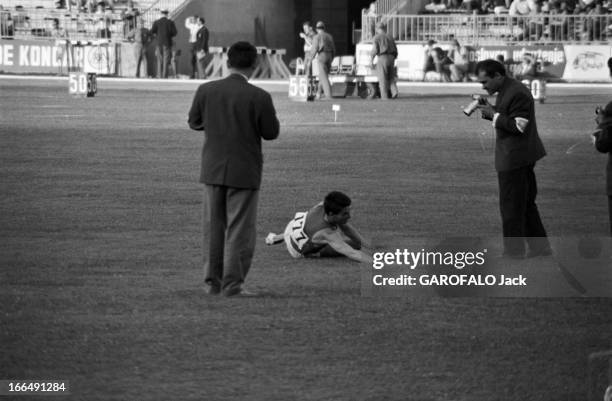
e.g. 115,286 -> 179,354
265,191 -> 373,263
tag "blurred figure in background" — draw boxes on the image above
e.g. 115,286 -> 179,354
151,9 -> 177,78
311,21 -> 335,100
185,15 -> 200,79
593,101 -> 612,235
195,17 -> 209,79
299,21 -> 315,76
448,39 -> 469,82
370,22 -> 398,99
127,16 -> 150,78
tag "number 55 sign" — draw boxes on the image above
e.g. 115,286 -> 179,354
288,76 -> 315,102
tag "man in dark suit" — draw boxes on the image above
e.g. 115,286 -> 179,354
150,9 -> 176,78
475,59 -> 551,258
188,41 -> 280,297
593,101 -> 612,236
194,17 -> 209,79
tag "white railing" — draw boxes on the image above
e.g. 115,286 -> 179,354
361,11 -> 612,44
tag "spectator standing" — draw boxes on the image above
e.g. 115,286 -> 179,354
370,22 -> 398,99
475,59 -> 551,258
448,38 -> 469,81
187,41 -> 280,297
185,16 -> 200,79
364,2 -> 378,40
127,16 -> 150,78
194,17 -> 209,79
299,21 -> 315,76
593,101 -> 612,236
151,9 -> 177,79
311,21 -> 335,100
97,18 -> 111,39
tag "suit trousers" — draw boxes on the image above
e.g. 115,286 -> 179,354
156,45 -> 171,78
202,184 -> 258,293
189,42 -> 197,78
497,163 -> 549,256
376,55 -> 398,99
134,44 -> 147,78
608,195 -> 612,236
316,52 -> 333,98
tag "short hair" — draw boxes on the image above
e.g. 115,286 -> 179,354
227,41 -> 257,69
302,21 -> 311,27
198,17 -> 205,24
475,59 -> 506,77
323,191 -> 351,215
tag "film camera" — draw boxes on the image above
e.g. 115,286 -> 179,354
463,94 -> 487,116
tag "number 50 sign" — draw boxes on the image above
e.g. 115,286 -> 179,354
288,76 -> 315,102
68,72 -> 97,97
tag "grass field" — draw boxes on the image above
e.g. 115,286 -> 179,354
1,78 -> 611,401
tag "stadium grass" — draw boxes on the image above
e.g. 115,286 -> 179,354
1,81 -> 611,401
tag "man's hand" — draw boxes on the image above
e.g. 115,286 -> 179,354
478,102 -> 495,121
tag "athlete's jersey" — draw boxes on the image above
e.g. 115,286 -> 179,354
285,202 -> 336,256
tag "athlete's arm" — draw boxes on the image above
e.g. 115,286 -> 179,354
338,223 -> 365,249
313,229 -> 372,263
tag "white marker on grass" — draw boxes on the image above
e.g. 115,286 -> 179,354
332,104 -> 341,122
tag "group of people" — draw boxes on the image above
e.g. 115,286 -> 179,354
187,40 -> 612,297
125,10 -> 209,79
423,38 -> 470,82
299,19 -> 400,100
299,20 -> 336,100
422,0 -> 612,42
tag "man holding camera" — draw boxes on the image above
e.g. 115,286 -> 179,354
593,101 -> 612,236
475,59 -> 551,259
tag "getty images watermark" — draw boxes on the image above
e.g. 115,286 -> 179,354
361,237 -> 612,297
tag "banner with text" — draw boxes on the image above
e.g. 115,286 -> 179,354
356,42 -> 611,82
0,39 -> 117,75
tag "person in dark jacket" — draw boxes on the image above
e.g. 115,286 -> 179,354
194,17 -> 209,79
593,101 -> 612,235
150,9 -> 176,78
188,41 -> 280,297
476,59 -> 551,258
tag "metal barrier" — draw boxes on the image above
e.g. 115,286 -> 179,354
361,10 -> 612,44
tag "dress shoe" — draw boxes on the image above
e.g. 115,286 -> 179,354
205,285 -> 221,295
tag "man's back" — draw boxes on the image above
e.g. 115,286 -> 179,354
372,33 -> 397,56
188,74 -> 279,189
152,17 -> 176,46
313,31 -> 335,56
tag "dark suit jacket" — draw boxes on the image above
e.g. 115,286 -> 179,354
188,74 -> 280,189
493,77 -> 546,172
151,16 -> 177,47
594,121 -> 612,195
195,25 -> 209,53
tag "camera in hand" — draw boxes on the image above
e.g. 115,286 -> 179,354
463,94 -> 486,116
